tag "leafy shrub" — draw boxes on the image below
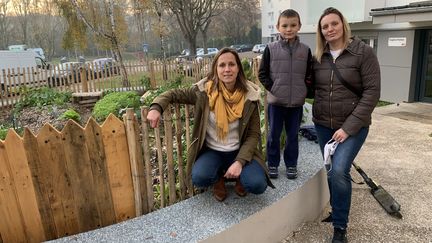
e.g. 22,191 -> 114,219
60,109 -> 81,122
141,75 -> 189,106
0,125 -> 8,140
13,87 -> 72,114
241,58 -> 254,80
92,91 -> 141,121
139,75 -> 151,89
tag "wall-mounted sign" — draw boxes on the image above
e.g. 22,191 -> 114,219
388,37 -> 406,47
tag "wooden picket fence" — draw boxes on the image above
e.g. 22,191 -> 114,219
0,56 -> 266,242
0,105 -> 194,242
0,58 -> 211,108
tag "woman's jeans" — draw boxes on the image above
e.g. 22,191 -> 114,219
315,123 -> 369,229
191,148 -> 267,194
266,104 -> 303,168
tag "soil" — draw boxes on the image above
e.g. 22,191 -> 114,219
0,103 -> 94,135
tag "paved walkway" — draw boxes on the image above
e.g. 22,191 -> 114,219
282,102 -> 432,243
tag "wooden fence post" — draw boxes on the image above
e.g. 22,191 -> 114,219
150,61 -> 156,89
141,107 -> 154,212
124,109 -> 148,215
163,108 -> 176,205
80,67 -> 88,92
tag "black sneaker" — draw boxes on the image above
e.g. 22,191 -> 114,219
332,227 -> 347,243
268,166 -> 278,179
286,166 -> 298,179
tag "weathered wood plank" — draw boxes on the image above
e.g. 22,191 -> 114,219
0,139 -> 27,243
163,108 -> 177,205
36,124 -> 80,238
154,123 -> 165,208
141,107 -> 154,212
175,104 -> 186,199
101,114 -> 135,222
124,109 -> 148,216
62,120 -> 101,232
4,130 -> 45,242
23,128 -> 57,240
83,118 -> 116,227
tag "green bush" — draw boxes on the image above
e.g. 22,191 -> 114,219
142,75 -> 189,106
13,87 -> 72,114
241,58 -> 254,80
92,91 -> 141,121
0,125 -> 8,140
60,109 -> 81,122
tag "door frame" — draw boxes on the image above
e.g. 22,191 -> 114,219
418,29 -> 432,103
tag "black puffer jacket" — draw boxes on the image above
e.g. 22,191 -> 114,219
312,37 -> 381,135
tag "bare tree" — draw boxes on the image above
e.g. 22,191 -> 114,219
29,0 -> 64,60
165,0 -> 224,56
69,0 -> 130,86
0,0 -> 10,49
214,0 -> 260,44
12,0 -> 34,44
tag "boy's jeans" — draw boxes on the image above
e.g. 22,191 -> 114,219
315,123 -> 369,229
266,104 -> 303,168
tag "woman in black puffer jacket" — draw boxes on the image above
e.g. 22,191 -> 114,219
312,7 -> 381,243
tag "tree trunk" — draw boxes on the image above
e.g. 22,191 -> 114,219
108,0 -> 129,87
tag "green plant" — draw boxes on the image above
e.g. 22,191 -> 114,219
92,91 -> 141,121
377,100 -> 393,107
141,75 -> 190,106
60,109 -> 81,122
139,75 -> 151,89
13,87 -> 72,114
241,58 -> 254,80
0,125 -> 8,140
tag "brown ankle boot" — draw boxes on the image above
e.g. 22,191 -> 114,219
234,179 -> 247,197
213,177 -> 227,201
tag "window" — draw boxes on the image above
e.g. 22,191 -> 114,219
360,37 -> 378,54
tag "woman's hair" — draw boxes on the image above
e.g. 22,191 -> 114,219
315,7 -> 352,62
277,9 -> 301,27
206,47 -> 248,93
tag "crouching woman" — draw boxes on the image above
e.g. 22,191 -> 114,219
147,47 -> 274,201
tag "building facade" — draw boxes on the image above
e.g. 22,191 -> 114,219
261,0 -> 432,103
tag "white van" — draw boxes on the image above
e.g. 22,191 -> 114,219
0,50 -> 48,91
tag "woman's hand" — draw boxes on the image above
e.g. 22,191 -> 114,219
332,128 -> 349,143
224,161 -> 243,179
147,109 -> 161,128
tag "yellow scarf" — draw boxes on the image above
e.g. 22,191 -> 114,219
206,80 -> 245,141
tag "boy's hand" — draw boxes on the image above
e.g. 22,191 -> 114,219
147,109 -> 161,128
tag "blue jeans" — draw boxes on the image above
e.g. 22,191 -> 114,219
315,123 -> 369,229
191,148 -> 267,194
266,104 -> 303,168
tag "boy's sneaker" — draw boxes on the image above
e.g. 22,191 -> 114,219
286,166 -> 298,179
268,166 -> 278,179
332,227 -> 347,243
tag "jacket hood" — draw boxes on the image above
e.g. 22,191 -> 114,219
195,78 -> 261,102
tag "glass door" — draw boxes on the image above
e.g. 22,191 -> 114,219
420,30 -> 432,102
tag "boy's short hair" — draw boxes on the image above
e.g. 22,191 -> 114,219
278,9 -> 301,26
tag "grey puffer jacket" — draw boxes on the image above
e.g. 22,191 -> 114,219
258,36 -> 312,107
312,37 -> 381,135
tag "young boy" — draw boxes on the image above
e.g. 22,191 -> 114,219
258,9 -> 312,179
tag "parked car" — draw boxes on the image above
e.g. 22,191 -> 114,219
48,62 -> 84,87
90,58 -> 119,77
196,48 -> 219,61
230,44 -> 243,52
252,44 -> 267,53
239,44 -> 254,52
